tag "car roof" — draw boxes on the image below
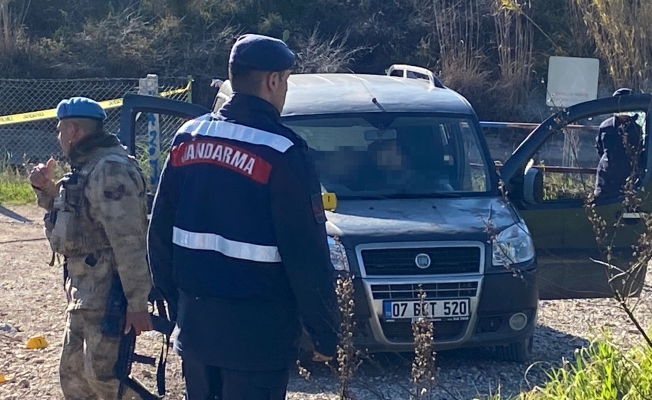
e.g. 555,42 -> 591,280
281,73 -> 475,117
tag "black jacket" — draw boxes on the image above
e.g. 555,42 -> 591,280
147,93 -> 339,371
594,114 -> 643,198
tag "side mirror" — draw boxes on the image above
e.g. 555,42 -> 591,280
523,167 -> 544,204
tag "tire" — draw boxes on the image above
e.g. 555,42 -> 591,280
495,335 -> 533,363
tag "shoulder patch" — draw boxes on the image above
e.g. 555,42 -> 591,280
311,193 -> 326,224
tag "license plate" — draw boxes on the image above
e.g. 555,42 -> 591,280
383,298 -> 470,321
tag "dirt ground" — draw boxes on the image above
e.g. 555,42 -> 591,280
2,204 -> 652,400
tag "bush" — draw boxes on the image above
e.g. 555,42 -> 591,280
516,331 -> 652,399
0,156 -> 70,206
0,165 -> 33,204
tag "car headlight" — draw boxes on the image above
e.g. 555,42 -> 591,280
327,236 -> 349,271
492,223 -> 535,266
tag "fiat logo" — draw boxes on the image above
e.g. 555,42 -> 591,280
415,253 -> 431,269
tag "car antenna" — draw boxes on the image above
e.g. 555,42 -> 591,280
353,73 -> 385,112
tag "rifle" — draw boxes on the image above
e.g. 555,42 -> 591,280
102,274 -> 175,400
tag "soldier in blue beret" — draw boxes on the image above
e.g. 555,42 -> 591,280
56,96 -> 107,121
30,95 -> 154,400
51,97 -> 108,157
148,33 -> 339,400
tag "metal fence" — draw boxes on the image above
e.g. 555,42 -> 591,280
0,76 -> 192,166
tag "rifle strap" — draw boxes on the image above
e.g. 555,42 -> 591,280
155,299 -> 170,397
116,332 -> 164,400
62,257 -> 69,286
114,299 -> 172,399
62,257 -> 71,304
116,329 -> 137,399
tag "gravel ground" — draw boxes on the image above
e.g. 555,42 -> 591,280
1,204 -> 652,400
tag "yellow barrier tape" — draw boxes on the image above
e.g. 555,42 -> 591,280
0,82 -> 191,126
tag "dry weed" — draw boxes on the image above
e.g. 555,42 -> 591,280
431,0 -> 490,100
583,116 -> 652,349
492,0 -> 534,111
572,0 -> 652,92
411,287 -> 436,400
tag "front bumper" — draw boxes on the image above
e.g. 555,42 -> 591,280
342,262 -> 538,353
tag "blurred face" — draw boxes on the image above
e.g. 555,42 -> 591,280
376,141 -> 404,170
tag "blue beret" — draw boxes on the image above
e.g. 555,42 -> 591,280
56,97 -> 107,121
229,34 -> 296,72
613,87 -> 633,97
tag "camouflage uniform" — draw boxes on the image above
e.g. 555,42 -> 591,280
35,132 -> 152,400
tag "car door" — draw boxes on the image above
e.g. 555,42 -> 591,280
499,93 -> 652,300
119,93 -> 210,156
118,93 -> 211,211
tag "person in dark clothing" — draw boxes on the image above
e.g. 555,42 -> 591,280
594,88 -> 644,199
147,34 -> 340,400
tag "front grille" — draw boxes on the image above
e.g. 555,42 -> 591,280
371,282 -> 478,300
361,247 -> 481,276
380,320 -> 467,342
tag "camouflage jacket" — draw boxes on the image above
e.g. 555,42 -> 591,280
34,133 -> 152,313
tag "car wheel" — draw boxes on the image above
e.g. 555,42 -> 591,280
495,335 -> 533,363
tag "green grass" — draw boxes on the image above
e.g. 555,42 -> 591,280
484,330 -> 652,400
526,336 -> 652,399
0,168 -> 35,205
533,159 -> 595,201
0,158 -> 71,206
543,172 -> 594,201
0,149 -> 152,206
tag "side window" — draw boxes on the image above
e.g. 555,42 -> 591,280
432,123 -> 458,188
531,111 -> 647,202
460,122 -> 488,192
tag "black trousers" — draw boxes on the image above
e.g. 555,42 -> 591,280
182,353 -> 290,400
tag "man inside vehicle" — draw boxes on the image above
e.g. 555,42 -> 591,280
365,130 -> 455,193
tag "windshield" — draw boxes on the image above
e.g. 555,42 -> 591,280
284,114 -> 492,198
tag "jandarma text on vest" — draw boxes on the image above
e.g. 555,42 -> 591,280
170,139 -> 273,183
